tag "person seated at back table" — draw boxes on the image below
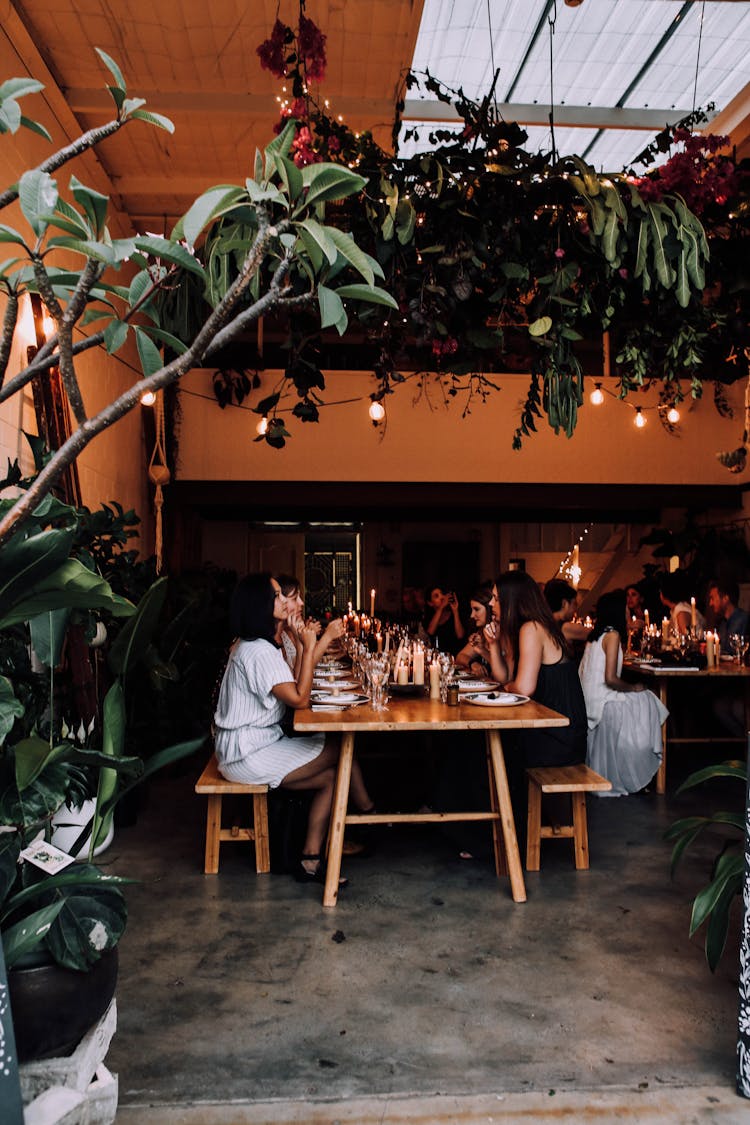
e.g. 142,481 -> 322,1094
707,578 -> 750,739
455,581 -> 495,676
625,582 -> 647,630
423,585 -> 466,654
543,579 -> 592,647
659,571 -> 706,636
578,589 -> 667,796
708,578 -> 749,653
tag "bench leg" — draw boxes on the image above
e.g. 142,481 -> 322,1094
204,794 -> 222,874
525,780 -> 542,872
571,791 -> 589,870
253,793 -> 271,874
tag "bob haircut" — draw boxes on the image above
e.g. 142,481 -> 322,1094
230,572 -> 277,643
469,581 -> 494,622
494,570 -> 569,664
544,579 -> 578,614
588,589 -> 627,646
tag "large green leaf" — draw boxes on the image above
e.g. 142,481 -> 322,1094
690,851 -> 744,935
318,285 -> 347,335
322,226 -> 374,285
44,878 -> 128,970
29,607 -> 70,667
0,558 -> 134,629
98,737 -> 206,823
133,235 -> 205,277
334,283 -> 398,309
128,108 -> 175,134
264,118 -> 297,180
0,675 -> 24,746
174,185 -> 247,247
14,735 -> 57,791
297,218 -> 337,267
69,175 -> 108,238
94,48 -> 126,92
18,169 -> 58,238
134,326 -> 163,377
677,760 -> 747,793
0,78 -> 44,102
108,576 -> 168,679
298,164 -> 366,209
3,901 -> 65,967
0,526 -> 75,626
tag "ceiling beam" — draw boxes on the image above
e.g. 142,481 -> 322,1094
401,100 -> 708,131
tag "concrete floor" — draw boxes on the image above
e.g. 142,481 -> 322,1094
103,741 -> 748,1122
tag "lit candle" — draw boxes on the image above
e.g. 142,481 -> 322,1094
690,597 -> 697,630
644,609 -> 650,629
397,659 -> 409,685
384,629 -> 390,654
412,644 -> 425,686
706,631 -> 715,668
429,658 -> 441,700
370,588 -> 376,618
662,617 -> 670,642
376,632 -> 383,654
353,614 -> 360,637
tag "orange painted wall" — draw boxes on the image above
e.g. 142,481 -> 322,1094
177,368 -> 747,486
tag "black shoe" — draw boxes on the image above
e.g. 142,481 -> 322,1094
294,854 -> 348,887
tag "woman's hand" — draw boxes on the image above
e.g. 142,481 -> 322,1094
305,616 -> 323,637
300,623 -> 318,652
483,620 -> 499,645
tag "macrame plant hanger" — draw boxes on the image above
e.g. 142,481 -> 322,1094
148,390 -> 170,574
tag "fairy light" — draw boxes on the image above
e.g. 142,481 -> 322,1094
368,400 -> 386,423
634,407 -> 646,428
590,382 -> 604,406
557,523 -> 593,587
667,405 -> 680,424
140,390 -> 156,407
256,416 -> 269,435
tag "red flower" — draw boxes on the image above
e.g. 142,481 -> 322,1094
554,248 -> 565,259
298,14 -> 327,81
257,19 -> 291,78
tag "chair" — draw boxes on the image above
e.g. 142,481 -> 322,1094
195,754 -> 270,874
525,763 -> 612,871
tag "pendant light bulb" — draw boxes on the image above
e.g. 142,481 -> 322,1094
369,400 -> 386,423
634,407 -> 646,429
590,382 -> 604,406
140,390 -> 156,407
667,405 -> 680,424
256,415 -> 269,436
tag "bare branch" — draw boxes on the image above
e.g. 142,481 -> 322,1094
0,291 -> 19,387
0,119 -> 124,212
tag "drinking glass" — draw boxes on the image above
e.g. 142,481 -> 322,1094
368,654 -> 390,710
438,652 -> 454,703
731,633 -> 748,665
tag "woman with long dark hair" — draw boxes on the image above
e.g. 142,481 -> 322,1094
213,573 -> 374,884
484,570 -> 587,768
455,581 -> 495,676
578,588 -> 667,795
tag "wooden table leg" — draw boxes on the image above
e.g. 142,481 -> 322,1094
323,732 -> 355,907
485,747 -> 506,876
486,731 -> 526,903
656,680 -> 668,795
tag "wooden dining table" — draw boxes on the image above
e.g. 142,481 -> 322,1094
294,693 -> 569,907
623,659 -> 750,794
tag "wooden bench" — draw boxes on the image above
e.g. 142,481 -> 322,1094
195,754 -> 270,874
526,763 -> 612,871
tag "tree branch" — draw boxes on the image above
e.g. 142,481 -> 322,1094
0,119 -> 124,212
0,291 -> 19,388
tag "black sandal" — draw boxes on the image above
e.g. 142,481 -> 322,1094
295,853 -> 348,888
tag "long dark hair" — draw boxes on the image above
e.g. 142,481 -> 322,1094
230,572 -> 277,643
276,573 -> 300,598
495,571 -> 569,665
588,589 -> 627,646
470,580 -> 494,626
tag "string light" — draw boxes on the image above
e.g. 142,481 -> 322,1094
590,382 -> 604,406
557,523 -> 593,587
667,405 -> 680,424
634,407 -> 646,428
140,390 -> 156,407
256,416 -> 269,435
368,400 -> 386,423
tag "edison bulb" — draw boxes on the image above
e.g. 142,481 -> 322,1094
667,406 -> 680,424
590,382 -> 604,406
369,401 -> 386,423
634,408 -> 646,429
256,416 -> 269,435
140,390 -> 156,407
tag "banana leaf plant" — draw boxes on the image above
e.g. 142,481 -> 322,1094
0,498 -> 203,972
665,758 -> 747,971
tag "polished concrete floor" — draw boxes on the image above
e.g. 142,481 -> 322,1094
105,740 -> 747,1122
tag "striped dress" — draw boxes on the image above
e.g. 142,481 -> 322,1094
213,638 -> 324,787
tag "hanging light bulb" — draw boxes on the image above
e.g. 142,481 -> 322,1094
256,416 -> 269,436
634,407 -> 646,429
590,382 -> 604,406
140,390 -> 156,407
369,400 -> 386,423
667,405 -> 680,424
41,310 -> 55,340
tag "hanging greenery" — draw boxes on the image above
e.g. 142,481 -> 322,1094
175,9 -> 748,452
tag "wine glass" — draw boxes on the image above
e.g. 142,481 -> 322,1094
368,654 -> 390,711
730,633 -> 748,665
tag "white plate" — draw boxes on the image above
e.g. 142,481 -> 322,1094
318,660 -> 347,670
462,691 -> 529,707
312,678 -> 360,690
458,679 -> 500,693
314,669 -> 353,681
312,692 -> 369,706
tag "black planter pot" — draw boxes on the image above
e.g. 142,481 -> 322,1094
8,947 -> 118,1062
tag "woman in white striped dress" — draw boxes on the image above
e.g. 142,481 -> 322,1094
214,573 -> 374,884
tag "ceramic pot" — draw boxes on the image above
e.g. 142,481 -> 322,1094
8,948 -> 118,1061
50,798 -> 114,860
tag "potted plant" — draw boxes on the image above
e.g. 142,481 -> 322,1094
0,495 -> 203,1061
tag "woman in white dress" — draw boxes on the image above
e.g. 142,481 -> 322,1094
578,589 -> 668,796
214,573 -> 374,883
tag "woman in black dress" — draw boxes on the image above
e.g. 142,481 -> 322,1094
485,570 -> 587,768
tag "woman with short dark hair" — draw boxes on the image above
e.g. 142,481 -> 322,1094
214,572 -> 374,884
